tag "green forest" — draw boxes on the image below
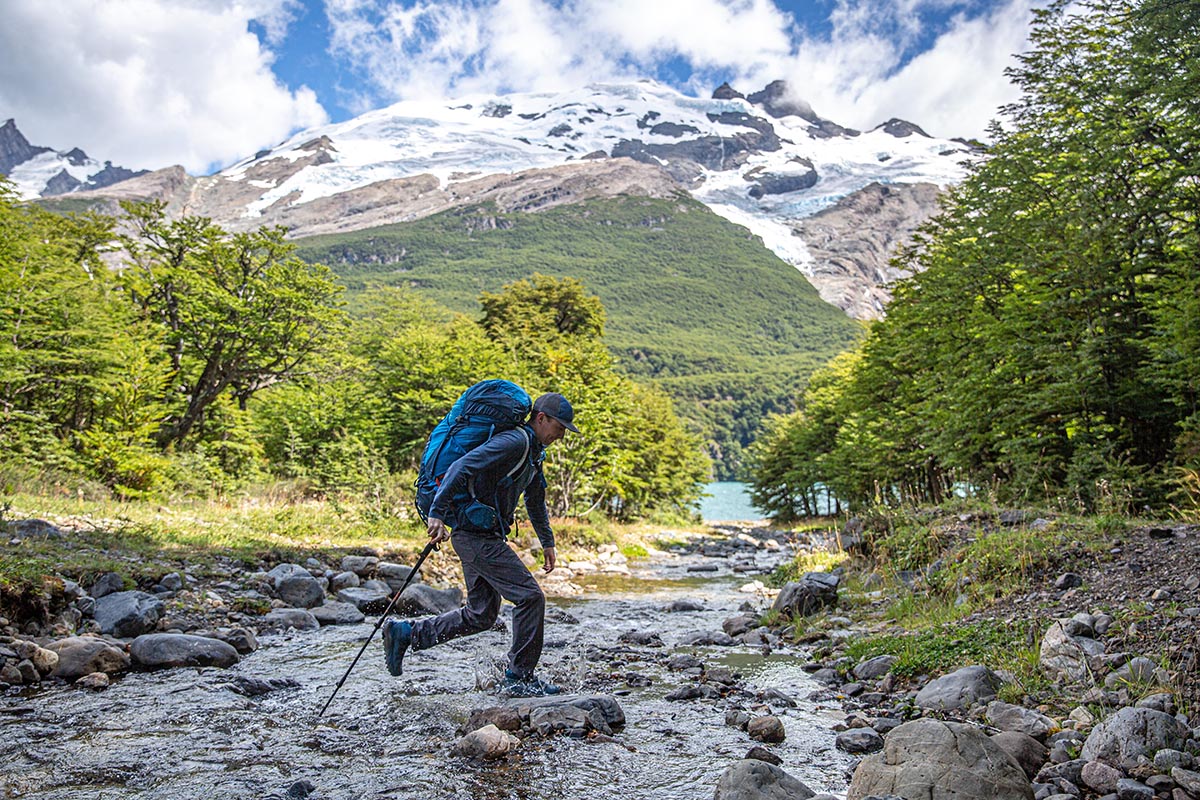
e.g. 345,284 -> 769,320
294,194 -> 861,478
749,0 -> 1200,519
0,195 -> 708,520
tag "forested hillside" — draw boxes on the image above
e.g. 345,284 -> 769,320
750,0 -> 1200,518
295,194 -> 862,477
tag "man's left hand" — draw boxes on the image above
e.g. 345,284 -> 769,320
542,546 -> 556,573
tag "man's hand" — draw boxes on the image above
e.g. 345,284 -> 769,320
542,546 -> 556,573
427,517 -> 450,544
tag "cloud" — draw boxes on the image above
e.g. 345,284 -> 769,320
0,0 -> 328,173
325,0 -> 1035,140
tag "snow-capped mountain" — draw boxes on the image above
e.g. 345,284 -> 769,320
0,119 -> 147,198
32,79 -> 980,318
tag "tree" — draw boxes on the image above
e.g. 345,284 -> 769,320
118,202 -> 345,450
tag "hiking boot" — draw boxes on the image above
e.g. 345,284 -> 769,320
383,619 -> 412,677
501,669 -> 561,697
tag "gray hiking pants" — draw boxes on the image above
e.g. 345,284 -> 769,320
409,530 -> 545,678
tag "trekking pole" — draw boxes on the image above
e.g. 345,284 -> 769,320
317,538 -> 438,719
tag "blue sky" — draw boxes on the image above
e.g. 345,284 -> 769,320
1,0 -> 1041,174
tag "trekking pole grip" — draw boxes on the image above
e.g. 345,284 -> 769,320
316,538 -> 438,720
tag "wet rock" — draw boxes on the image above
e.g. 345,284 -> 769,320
679,630 -> 736,646
512,694 -> 625,729
1081,761 -> 1123,794
772,572 -> 839,617
529,704 -> 611,737
746,745 -> 783,765
914,665 -> 1003,712
837,728 -> 884,754
727,709 -> 751,730
13,640 -> 58,676
311,601 -> 366,626
94,590 -> 164,637
285,779 -> 316,799
75,671 -> 110,690
666,598 -> 706,612
847,719 -> 1034,800
48,636 -> 130,680
341,555 -> 378,576
667,654 -> 704,671
376,562 -> 413,593
451,723 -> 519,759
1,662 -> 23,684
544,606 -> 579,624
330,571 -> 359,592
987,701 -> 1059,740
715,759 -> 815,800
464,706 -> 522,733
208,627 -> 258,653
723,615 -> 758,637
704,667 -> 737,686
854,655 -> 898,681
748,715 -> 786,743
130,633 -> 240,669
225,675 -> 300,696
336,586 -> 391,614
276,574 -> 326,608
16,660 -> 39,683
618,629 -> 664,647
395,584 -> 462,616
991,731 -> 1049,779
1081,707 -> 1191,771
666,685 -> 704,701
263,608 -> 320,631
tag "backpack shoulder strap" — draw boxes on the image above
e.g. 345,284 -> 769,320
505,426 -> 533,480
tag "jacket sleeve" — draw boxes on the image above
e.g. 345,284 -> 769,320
429,430 -> 526,522
523,469 -> 554,550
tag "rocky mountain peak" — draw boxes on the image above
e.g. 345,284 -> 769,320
711,82 -> 745,101
0,118 -> 52,175
876,118 -> 931,138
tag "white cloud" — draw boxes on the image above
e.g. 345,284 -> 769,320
324,0 -> 1035,140
0,0 -> 328,173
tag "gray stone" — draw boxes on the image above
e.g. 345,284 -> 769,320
159,573 -> 183,591
528,704 -> 610,737
1116,779 -> 1154,800
376,562 -> 413,593
1155,750 -> 1193,772
93,591 -> 164,637
848,719 -> 1034,800
854,655 -> 898,681
13,640 -> 58,675
666,598 -> 706,612
89,572 -> 126,599
451,724 -> 519,759
746,746 -> 783,765
275,574 -> 326,608
715,759 -> 816,800
1036,760 -> 1087,786
394,584 -> 462,616
1136,693 -> 1177,715
341,555 -> 378,576
330,571 -> 359,592
1104,657 -> 1165,689
1081,761 -> 1123,794
75,671 -> 110,690
1040,620 -> 1105,685
619,629 -> 665,646
511,694 -> 624,729
1081,708 -> 1191,771
680,630 -> 736,646
16,660 -> 38,683
7,519 -> 62,540
749,715 -> 786,743
915,665 -> 1004,712
837,728 -> 884,754
263,608 -> 320,631
335,586 -> 391,614
267,563 -> 310,585
772,572 -> 839,618
130,633 -> 240,669
727,709 -> 751,730
464,706 -> 522,733
991,731 -> 1049,779
988,701 -> 1059,740
723,614 -> 757,636
47,636 -> 130,680
1172,768 -> 1200,796
310,601 -> 365,626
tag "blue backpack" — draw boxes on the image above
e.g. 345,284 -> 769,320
415,379 -> 533,527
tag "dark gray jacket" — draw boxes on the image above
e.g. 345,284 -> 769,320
430,426 -> 554,549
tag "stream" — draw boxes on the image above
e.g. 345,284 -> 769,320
0,530 -> 855,799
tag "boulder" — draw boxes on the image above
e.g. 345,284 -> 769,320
335,586 -> 392,614
1172,768 -> 1200,796
47,636 -> 130,681
263,608 -> 320,631
330,571 -> 360,592
680,631 -> 737,646
340,555 -> 378,576
451,724 -> 519,760
130,634 -> 240,670
13,640 -> 59,675
1081,760 -> 1123,794
89,571 -> 125,598
991,731 -> 1048,779
854,655 -> 898,681
275,574 -> 326,608
914,666 -> 1004,712
376,562 -> 413,593
837,728 -> 884,754
511,694 -> 625,729
529,704 -> 611,737
714,759 -> 816,800
93,591 -> 164,637
464,706 -> 522,733
267,563 -> 311,585
7,518 -> 62,540
749,715 -> 786,743
987,701 -> 1059,739
1080,707 -> 1191,771
847,719 -> 1033,800
311,601 -> 366,626
75,671 -> 110,690
772,572 -> 839,617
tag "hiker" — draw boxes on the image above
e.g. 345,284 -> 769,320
383,391 -> 579,696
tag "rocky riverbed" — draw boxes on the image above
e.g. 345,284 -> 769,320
2,515 -> 1199,800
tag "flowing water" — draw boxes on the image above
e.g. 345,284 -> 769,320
0,537 -> 855,800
